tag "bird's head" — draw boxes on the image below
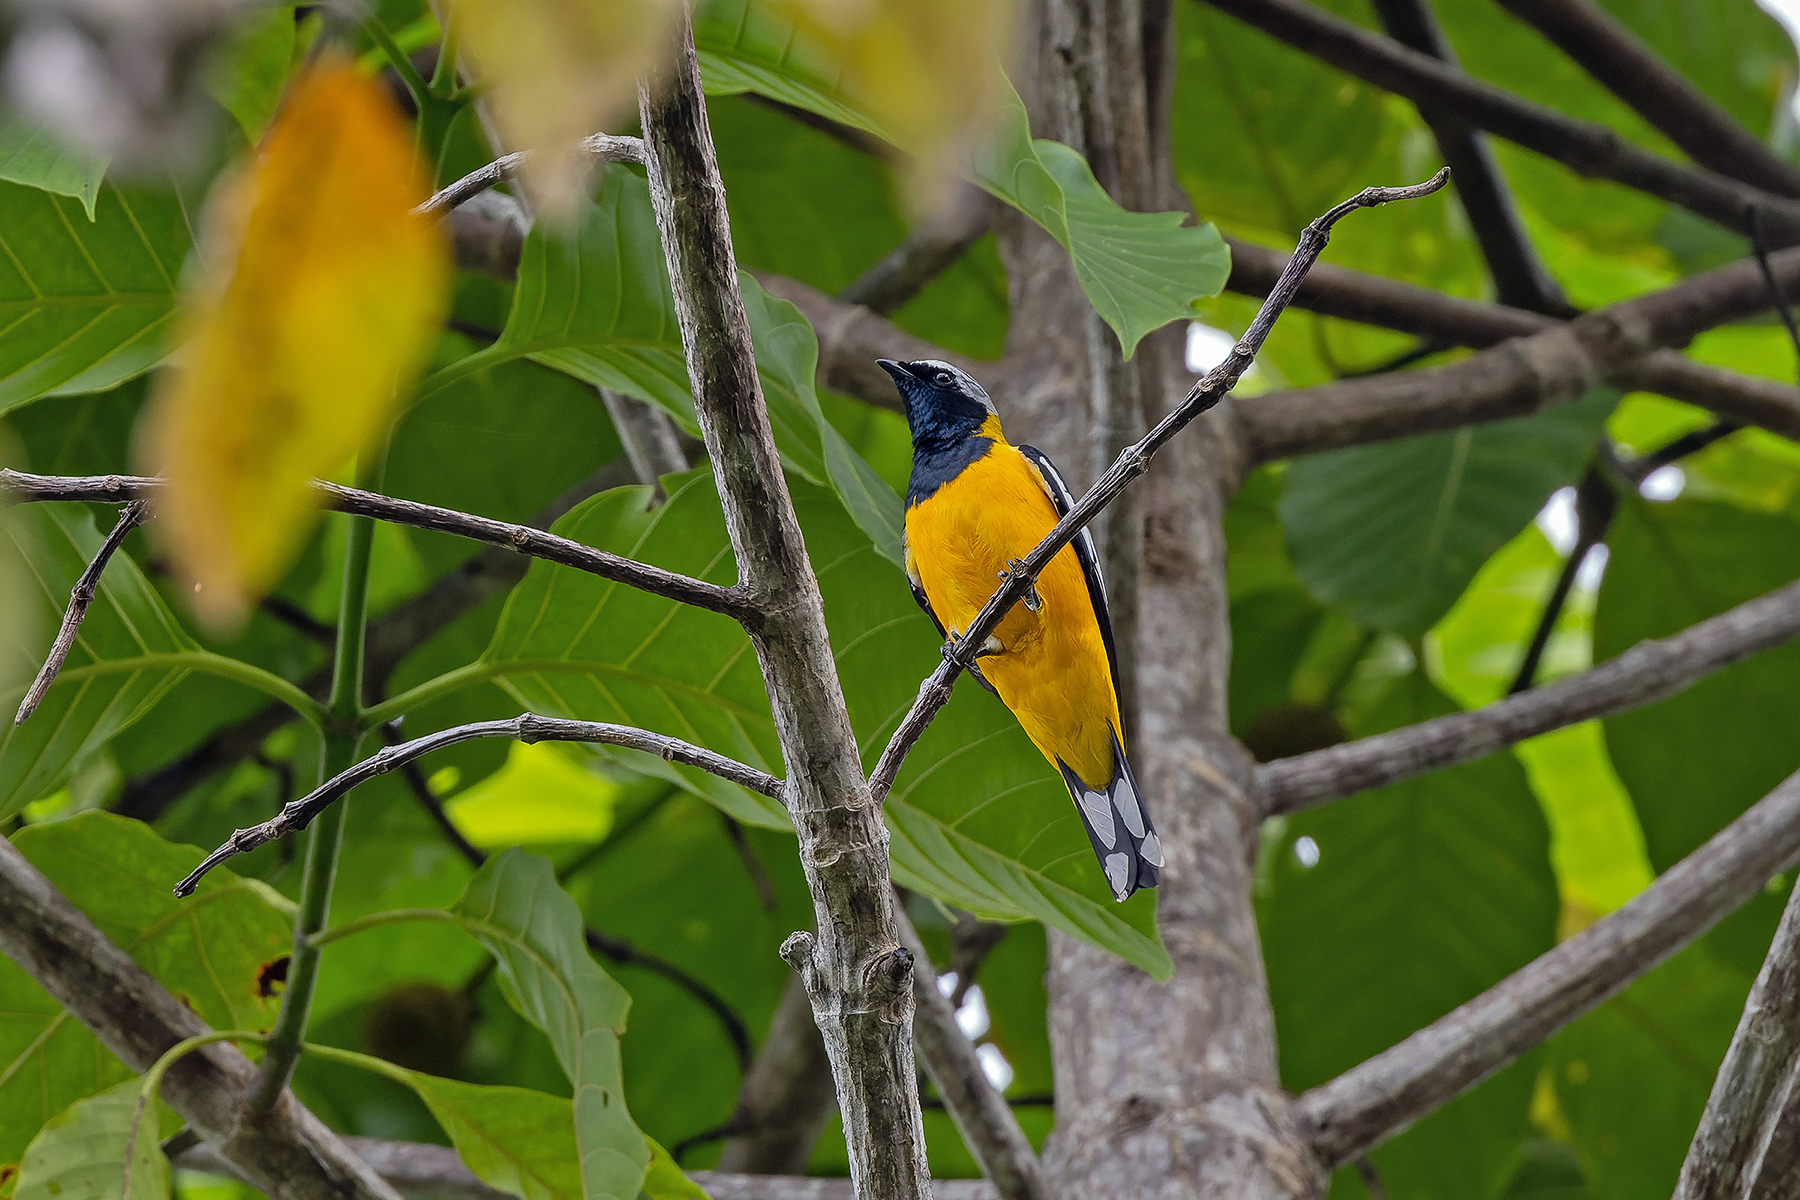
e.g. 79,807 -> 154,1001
877,359 -> 998,453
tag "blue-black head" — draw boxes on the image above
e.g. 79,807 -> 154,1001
877,359 -> 998,455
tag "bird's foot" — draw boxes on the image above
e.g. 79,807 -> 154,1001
945,629 -> 1004,661
999,559 -> 1042,612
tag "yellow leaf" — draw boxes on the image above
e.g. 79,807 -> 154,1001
450,0 -> 683,216
140,62 -> 449,630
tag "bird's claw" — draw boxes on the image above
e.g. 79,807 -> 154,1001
945,629 -> 1003,661
1000,559 -> 1042,612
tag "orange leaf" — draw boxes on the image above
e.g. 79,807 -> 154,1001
140,61 -> 450,630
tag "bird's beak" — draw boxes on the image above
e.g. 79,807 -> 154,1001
876,359 -> 915,386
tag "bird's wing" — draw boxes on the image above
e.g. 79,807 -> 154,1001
1017,444 -> 1122,701
905,534 -> 998,696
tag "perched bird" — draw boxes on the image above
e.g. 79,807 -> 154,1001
877,358 -> 1162,902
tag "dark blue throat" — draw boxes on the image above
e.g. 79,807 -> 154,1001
901,385 -> 997,508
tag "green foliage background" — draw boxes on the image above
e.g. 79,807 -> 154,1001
3,0 -> 1800,1196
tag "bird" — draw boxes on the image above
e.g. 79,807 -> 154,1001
877,357 -> 1162,902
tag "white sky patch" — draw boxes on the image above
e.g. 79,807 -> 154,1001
1760,0 -> 1800,123
1536,486 -> 1579,555
937,971 -> 958,999
1187,322 -> 1260,380
955,985 -> 991,1041
1293,835 -> 1321,869
976,1042 -> 1015,1091
1576,543 -> 1611,593
1640,464 -> 1686,502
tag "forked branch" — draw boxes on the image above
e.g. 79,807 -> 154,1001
865,168 -> 1454,800
1257,576 -> 1800,815
172,713 -> 781,895
1299,765 -> 1800,1166
415,132 -> 647,216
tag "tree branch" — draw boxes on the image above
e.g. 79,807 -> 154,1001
1258,575 -> 1800,814
0,469 -> 748,618
176,1136 -> 508,1200
0,835 -> 403,1200
716,972 -> 840,1173
894,906 -> 1054,1200
1298,764 -> 1800,1167
414,133 -> 646,216
638,17 -> 933,1197
1675,874 -> 1800,1198
13,498 -> 146,725
837,184 -> 994,315
1195,0 -> 1800,243
171,713 -> 782,895
1495,0 -> 1800,200
866,169 -> 1453,800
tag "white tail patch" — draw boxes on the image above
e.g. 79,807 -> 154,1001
1140,831 -> 1164,868
1077,786 -> 1117,848
1104,853 -> 1131,899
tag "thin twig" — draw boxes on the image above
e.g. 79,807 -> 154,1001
1258,574 -> 1800,815
1507,466 -> 1613,695
1299,764 -> 1800,1166
1749,206 -> 1800,374
721,814 -> 780,911
866,169 -> 1453,801
14,499 -> 146,725
0,470 -> 748,618
414,133 -> 647,216
838,185 -> 993,315
172,713 -> 782,896
581,926 -> 755,1072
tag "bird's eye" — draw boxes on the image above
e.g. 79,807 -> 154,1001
935,371 -> 954,386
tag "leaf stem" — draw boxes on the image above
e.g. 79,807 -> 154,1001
365,18 -> 430,112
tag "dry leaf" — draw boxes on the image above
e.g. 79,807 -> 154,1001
140,60 -> 449,631
449,0 -> 683,216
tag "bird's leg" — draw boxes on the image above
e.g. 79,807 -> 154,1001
945,628 -> 1004,660
999,559 -> 1042,613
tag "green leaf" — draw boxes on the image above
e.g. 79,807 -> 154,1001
1260,673 -> 1558,1199
1281,388 -> 1616,637
0,814 -> 291,1163
693,0 -> 895,143
642,1137 -> 710,1200
420,168 -> 903,565
0,181 -> 190,411
0,121 -> 108,220
0,506 -> 198,821
449,850 -> 651,1200
205,4 -> 304,144
14,1080 -> 167,1200
968,85 -> 1231,357
446,470 -> 1168,975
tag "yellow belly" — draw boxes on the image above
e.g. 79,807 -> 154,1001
906,442 -> 1121,790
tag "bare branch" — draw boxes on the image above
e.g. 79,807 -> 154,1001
14,498 -> 146,725
1495,0 -> 1800,200
1257,576 -> 1800,815
894,906 -> 1054,1200
867,169 -> 1454,801
838,185 -> 994,314
0,836 -> 403,1200
176,1137 -> 508,1200
415,133 -> 647,216
1196,0 -> 1800,242
600,388 -> 692,494
1298,764 -> 1800,1167
1676,876 -> 1800,1198
0,469 -> 749,618
717,973 -> 839,1173
172,713 -> 781,895
694,1174 -> 996,1200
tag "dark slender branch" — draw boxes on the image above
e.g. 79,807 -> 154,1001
260,594 -> 337,644
1676,875 -> 1800,1197
1195,0 -> 1800,243
14,499 -> 146,725
1299,765 -> 1800,1166
1749,207 -> 1800,374
947,913 -> 1011,1009
172,713 -> 783,895
581,926 -> 754,1072
1366,0 -> 1571,314
0,470 -> 748,618
838,185 -> 993,315
1258,573 -> 1800,813
1353,1158 -> 1392,1200
1507,466 -> 1614,695
894,906 -> 1054,1200
866,169 -> 1454,800
382,721 -> 490,867
721,814 -> 779,911
414,133 -> 646,216
176,1136 -> 508,1200
692,1175 -> 995,1200
1495,0 -> 1800,200
1630,420 -> 1744,476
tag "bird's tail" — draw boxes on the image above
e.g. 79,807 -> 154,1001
1056,732 -> 1162,902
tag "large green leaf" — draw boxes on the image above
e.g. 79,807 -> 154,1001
0,181 -> 190,410
430,470 -> 1167,975
418,168 -> 903,565
0,814 -> 291,1164
1280,388 -> 1615,637
13,1080 -> 169,1200
0,121 -> 107,220
0,506 -> 198,820
1260,673 -> 1558,1199
449,850 -> 651,1200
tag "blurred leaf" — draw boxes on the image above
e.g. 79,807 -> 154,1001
446,742 -> 620,848
450,850 -> 651,1200
642,1137 -> 710,1200
205,5 -> 307,144
424,167 -> 904,563
0,120 -> 107,218
0,814 -> 291,1162
1516,724 -> 1652,922
13,1080 -> 168,1200
448,0 -> 681,214
1261,673 -> 1558,1199
141,61 -> 450,628
0,182 -> 188,410
1281,389 -> 1615,637
0,507 -> 196,820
